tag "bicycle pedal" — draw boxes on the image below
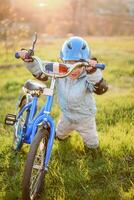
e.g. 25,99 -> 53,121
5,114 -> 16,126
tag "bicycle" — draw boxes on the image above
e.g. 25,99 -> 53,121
5,35 -> 105,200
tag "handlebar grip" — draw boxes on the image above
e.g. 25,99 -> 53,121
15,52 -> 20,59
95,63 -> 105,70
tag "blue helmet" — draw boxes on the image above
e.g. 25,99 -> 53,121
60,36 -> 91,62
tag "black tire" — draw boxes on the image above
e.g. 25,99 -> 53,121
13,96 -> 29,151
22,128 -> 49,200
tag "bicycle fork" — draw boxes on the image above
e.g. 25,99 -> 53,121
43,116 -> 56,171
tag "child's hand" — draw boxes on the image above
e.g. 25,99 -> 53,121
15,49 -> 33,62
86,59 -> 97,74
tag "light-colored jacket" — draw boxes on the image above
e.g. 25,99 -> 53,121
26,59 -> 102,122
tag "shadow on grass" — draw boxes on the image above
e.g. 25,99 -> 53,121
1,146 -> 26,200
39,136 -> 134,200
2,135 -> 133,200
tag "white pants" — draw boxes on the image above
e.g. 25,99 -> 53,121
56,114 -> 99,148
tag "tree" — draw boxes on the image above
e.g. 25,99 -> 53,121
0,0 -> 11,21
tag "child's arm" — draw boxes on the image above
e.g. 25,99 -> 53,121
17,49 -> 48,81
86,69 -> 103,87
25,59 -> 48,81
86,70 -> 108,94
86,58 -> 108,94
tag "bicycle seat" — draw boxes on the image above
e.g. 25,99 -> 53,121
23,80 -> 46,96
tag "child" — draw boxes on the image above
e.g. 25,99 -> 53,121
19,36 -> 108,158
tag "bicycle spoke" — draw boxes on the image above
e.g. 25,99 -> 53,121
30,169 -> 40,191
30,169 -> 43,199
33,164 -> 42,170
31,160 -> 42,187
30,138 -> 46,199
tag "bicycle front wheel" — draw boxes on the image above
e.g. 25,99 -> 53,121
22,128 -> 49,200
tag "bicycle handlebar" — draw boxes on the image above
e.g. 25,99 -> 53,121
95,63 -> 105,69
32,56 -> 106,78
15,32 -> 105,77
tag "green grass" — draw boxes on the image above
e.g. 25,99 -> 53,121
0,37 -> 134,200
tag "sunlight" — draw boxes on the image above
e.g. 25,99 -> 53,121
36,0 -> 47,7
11,0 -> 47,8
38,2 -> 47,7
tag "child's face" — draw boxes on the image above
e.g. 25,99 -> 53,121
65,60 -> 84,80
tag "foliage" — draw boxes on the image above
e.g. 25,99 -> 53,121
0,37 -> 134,200
0,0 -> 134,37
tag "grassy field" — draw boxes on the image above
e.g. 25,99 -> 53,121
0,37 -> 134,200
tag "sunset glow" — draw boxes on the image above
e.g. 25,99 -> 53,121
37,2 -> 47,7
12,0 -> 61,8
37,0 -> 47,7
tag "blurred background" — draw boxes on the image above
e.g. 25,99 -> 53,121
1,0 -> 134,36
0,0 -> 134,65
0,1 -> 134,200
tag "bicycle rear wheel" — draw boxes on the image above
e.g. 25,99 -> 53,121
22,128 -> 49,200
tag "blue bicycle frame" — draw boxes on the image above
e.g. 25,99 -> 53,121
17,78 -> 56,171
